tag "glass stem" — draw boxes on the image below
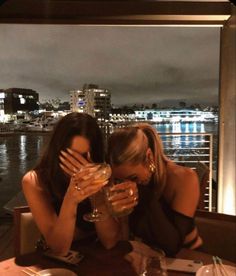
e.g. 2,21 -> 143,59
90,194 -> 99,215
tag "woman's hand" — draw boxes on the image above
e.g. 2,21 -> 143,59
107,181 -> 139,214
65,166 -> 109,204
59,148 -> 90,177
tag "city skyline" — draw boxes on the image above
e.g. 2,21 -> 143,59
0,25 -> 220,106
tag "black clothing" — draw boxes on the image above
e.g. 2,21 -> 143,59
129,184 -> 195,257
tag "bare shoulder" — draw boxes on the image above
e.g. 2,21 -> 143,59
166,162 -> 200,216
167,162 -> 199,191
22,170 -> 44,192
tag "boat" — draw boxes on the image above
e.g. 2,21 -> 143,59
42,117 -> 60,132
26,121 -> 44,132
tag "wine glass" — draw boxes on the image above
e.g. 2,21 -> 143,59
140,249 -> 167,276
80,163 -> 111,222
104,180 -> 134,217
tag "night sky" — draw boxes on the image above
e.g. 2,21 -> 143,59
0,25 -> 220,107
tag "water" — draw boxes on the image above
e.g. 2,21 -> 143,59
154,121 -> 218,155
154,121 -> 218,134
0,122 -> 218,210
0,133 -> 50,210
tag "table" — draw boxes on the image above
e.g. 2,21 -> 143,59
0,240 -> 235,276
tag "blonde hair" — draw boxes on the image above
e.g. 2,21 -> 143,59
108,123 -> 169,194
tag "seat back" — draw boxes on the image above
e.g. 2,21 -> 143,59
195,210 -> 236,263
14,206 -> 41,257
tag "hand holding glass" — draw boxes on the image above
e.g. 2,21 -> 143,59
78,163 -> 111,222
105,181 -> 136,217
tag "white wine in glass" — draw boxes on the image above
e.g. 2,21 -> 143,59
81,163 -> 111,222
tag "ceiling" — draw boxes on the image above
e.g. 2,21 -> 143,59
0,0 -> 232,25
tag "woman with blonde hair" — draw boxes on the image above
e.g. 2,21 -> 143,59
97,123 -> 202,256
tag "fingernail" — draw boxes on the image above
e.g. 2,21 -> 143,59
59,163 -> 66,170
60,150 -> 67,156
67,148 -> 73,153
87,152 -> 91,159
59,155 -> 65,161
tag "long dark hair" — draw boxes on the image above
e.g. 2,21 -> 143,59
35,112 -> 104,201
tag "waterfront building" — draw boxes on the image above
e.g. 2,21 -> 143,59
135,109 -> 218,123
70,84 -> 111,121
0,88 -> 39,122
109,107 -> 136,122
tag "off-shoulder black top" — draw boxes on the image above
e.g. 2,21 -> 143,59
129,183 -> 195,257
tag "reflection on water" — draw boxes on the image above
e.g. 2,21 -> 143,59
155,121 -> 210,134
0,122 -> 218,209
155,122 -> 218,167
0,133 -> 50,209
19,135 -> 27,173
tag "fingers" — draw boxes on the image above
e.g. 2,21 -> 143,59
73,175 -> 108,190
59,149 -> 89,176
110,194 -> 138,210
59,163 -> 72,176
59,153 -> 79,176
80,181 -> 107,197
111,181 -> 137,194
66,148 -> 89,166
66,163 -> 111,204
106,182 -> 139,214
69,171 -> 107,201
110,181 -> 138,202
86,152 -> 92,162
71,180 -> 106,201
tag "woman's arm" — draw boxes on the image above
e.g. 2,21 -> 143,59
22,170 -> 106,255
94,199 -> 130,249
169,166 -> 202,249
59,149 -> 122,249
140,167 -> 200,256
95,212 -> 124,249
95,181 -> 138,249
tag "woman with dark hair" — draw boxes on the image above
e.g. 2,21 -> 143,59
97,123 -> 202,257
22,112 -> 106,255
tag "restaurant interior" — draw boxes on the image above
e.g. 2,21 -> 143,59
0,1 -> 235,275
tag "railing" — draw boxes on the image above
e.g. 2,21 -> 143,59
160,133 -> 213,211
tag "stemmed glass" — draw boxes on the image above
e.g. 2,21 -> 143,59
140,251 -> 168,276
104,180 -> 134,217
80,163 -> 111,222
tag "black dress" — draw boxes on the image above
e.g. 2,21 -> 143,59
129,183 -> 195,257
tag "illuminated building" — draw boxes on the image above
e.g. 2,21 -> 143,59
70,84 -> 111,121
0,88 -> 39,121
1,88 -> 39,114
135,109 -> 218,123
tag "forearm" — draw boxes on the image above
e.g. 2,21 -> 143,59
96,217 -> 121,249
95,181 -> 138,249
95,202 -> 122,249
44,195 -> 78,255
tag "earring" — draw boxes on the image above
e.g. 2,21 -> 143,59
149,161 -> 156,173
